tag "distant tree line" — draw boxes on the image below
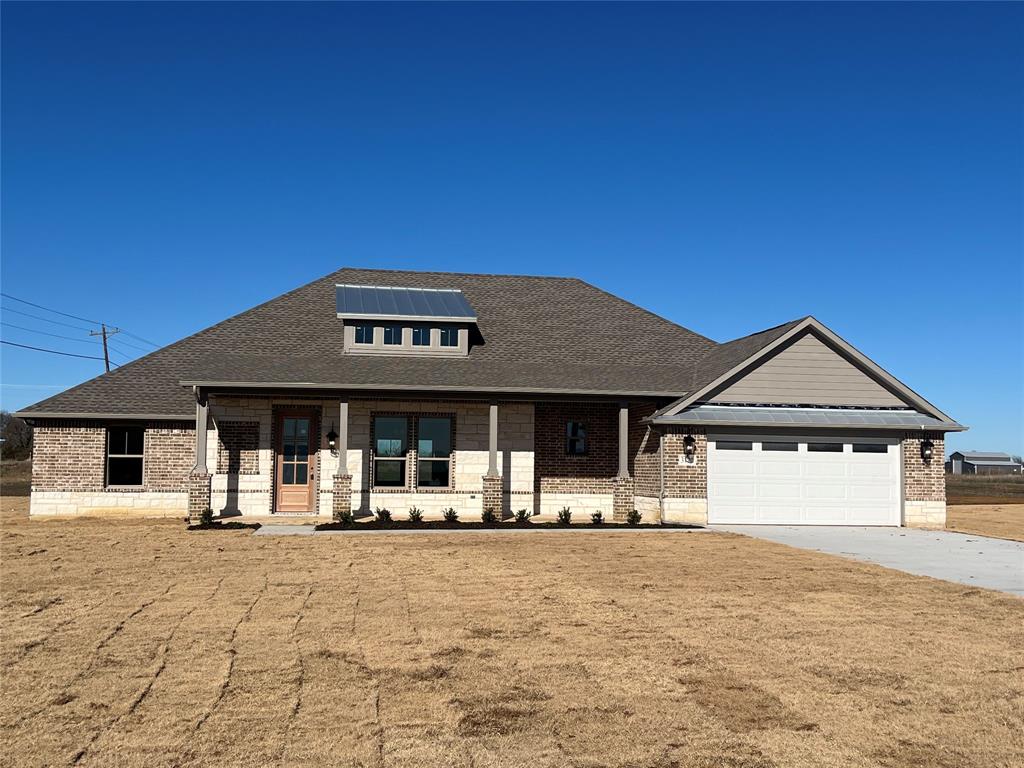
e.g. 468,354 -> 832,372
1,411 -> 32,460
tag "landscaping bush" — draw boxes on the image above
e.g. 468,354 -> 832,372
591,511 -> 604,525
335,508 -> 355,526
557,507 -> 572,525
481,507 -> 498,525
407,506 -> 424,524
442,507 -> 459,523
626,509 -> 642,526
514,508 -> 531,524
374,507 -> 392,524
200,508 -> 214,526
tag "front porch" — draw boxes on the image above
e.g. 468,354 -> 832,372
186,392 -> 654,525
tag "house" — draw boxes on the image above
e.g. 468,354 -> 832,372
16,268 -> 966,528
947,452 -> 1022,475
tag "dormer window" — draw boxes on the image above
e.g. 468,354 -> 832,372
439,327 -> 458,347
354,324 -> 374,345
336,284 -> 477,357
412,326 -> 431,346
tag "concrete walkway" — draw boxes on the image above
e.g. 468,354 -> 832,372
714,525 -> 1024,597
254,525 -> 712,537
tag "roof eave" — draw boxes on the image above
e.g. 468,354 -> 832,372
335,313 -> 477,323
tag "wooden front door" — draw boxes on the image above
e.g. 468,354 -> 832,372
275,413 -> 316,513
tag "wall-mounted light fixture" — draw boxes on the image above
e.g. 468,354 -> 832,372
920,439 -> 934,462
683,435 -> 696,462
327,425 -> 339,454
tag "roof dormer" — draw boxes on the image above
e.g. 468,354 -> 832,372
335,284 -> 476,357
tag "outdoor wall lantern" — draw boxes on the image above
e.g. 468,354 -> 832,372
327,426 -> 339,454
920,440 -> 934,462
683,435 -> 696,462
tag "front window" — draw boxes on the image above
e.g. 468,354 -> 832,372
373,416 -> 408,486
417,416 -> 452,487
354,324 -> 374,344
107,426 -> 144,486
412,326 -> 431,347
439,327 -> 458,347
383,325 -> 403,345
566,421 -> 587,455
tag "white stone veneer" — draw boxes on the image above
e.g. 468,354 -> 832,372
30,490 -> 187,518
903,500 -> 946,528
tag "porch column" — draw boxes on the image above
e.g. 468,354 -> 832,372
188,391 -> 212,526
612,402 -> 635,522
482,402 -> 502,518
332,399 -> 353,523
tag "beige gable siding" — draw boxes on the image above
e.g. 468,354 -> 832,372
708,332 -> 907,407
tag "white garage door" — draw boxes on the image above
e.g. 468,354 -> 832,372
707,435 -> 900,526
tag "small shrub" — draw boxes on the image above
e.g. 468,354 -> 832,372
626,509 -> 642,526
557,506 -> 572,526
200,508 -> 214,526
407,506 -> 424,524
374,507 -> 392,524
481,507 -> 498,525
442,507 -> 459,523
514,508 -> 531,524
335,508 -> 355,526
590,511 -> 604,525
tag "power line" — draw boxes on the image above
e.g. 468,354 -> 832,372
1,292 -> 161,348
120,330 -> 159,348
1,322 -> 102,345
107,337 -> 151,353
2,339 -> 106,361
1,306 -> 95,332
0,292 -> 100,325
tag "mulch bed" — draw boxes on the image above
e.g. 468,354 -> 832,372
315,520 -> 700,532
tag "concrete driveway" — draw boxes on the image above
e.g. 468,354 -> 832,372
714,525 -> 1024,597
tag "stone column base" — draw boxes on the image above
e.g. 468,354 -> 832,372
332,474 -> 353,522
612,477 -> 635,522
188,472 -> 212,525
482,474 -> 502,518
904,500 -> 946,528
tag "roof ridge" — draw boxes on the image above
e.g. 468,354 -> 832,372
336,267 -> 580,281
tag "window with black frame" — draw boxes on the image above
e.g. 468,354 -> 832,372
566,421 -> 587,455
107,426 -> 144,486
373,416 -> 408,486
417,416 -> 452,487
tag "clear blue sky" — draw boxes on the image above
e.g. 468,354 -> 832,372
2,2 -> 1021,455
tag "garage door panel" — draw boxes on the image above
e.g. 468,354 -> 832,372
708,435 -> 900,526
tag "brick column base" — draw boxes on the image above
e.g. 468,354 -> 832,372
612,476 -> 635,522
188,472 -> 212,525
482,474 -> 502,518
332,474 -> 353,522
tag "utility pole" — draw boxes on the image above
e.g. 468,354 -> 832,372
89,324 -> 121,372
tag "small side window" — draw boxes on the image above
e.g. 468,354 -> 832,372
383,325 -> 403,346
107,426 -> 144,486
762,441 -> 798,451
717,441 -> 753,450
354,324 -> 374,344
566,421 -> 587,455
853,443 -> 888,453
412,326 -> 431,347
439,327 -> 458,347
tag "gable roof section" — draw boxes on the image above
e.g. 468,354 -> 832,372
653,316 -> 961,425
17,268 -> 717,418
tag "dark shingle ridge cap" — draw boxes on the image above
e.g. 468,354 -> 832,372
714,315 -> 813,346
335,266 -> 582,281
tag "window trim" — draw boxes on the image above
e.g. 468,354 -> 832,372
106,425 -> 145,488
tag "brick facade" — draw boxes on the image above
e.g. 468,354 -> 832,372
332,474 -> 353,521
482,474 -> 502,516
631,404 -> 660,498
188,472 -> 212,523
216,421 -> 260,474
902,433 -> 945,501
662,428 -> 708,499
612,476 -> 635,521
32,421 -> 193,493
534,402 -> 618,495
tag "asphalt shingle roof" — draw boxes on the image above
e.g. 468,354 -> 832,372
19,268 -> 721,417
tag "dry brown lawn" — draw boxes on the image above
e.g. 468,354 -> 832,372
946,504 -> 1024,542
2,495 -> 1023,768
